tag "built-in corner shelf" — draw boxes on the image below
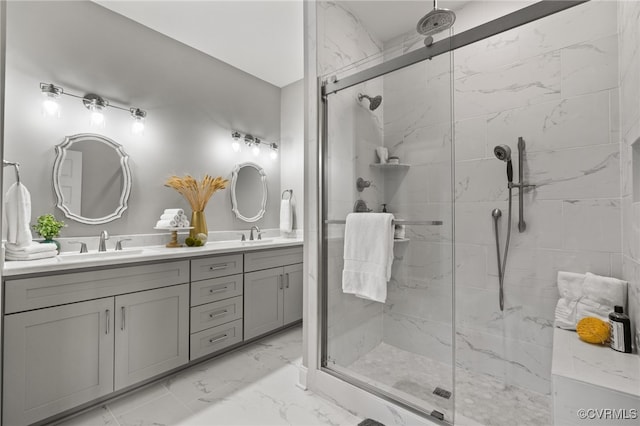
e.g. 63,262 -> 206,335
369,163 -> 410,170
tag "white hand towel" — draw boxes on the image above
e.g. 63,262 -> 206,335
5,250 -> 57,261
280,198 -> 293,233
5,183 -> 33,248
576,272 -> 627,322
6,241 -> 57,254
554,271 -> 586,330
342,213 -> 394,303
164,208 -> 184,216
156,219 -> 177,228
160,213 -> 181,221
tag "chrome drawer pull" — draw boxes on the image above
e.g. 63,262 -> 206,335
105,309 -> 110,335
208,334 -> 229,344
208,310 -> 229,319
208,264 -> 228,271
208,286 -> 229,294
279,274 -> 283,290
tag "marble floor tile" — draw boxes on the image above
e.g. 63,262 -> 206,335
54,325 -> 361,426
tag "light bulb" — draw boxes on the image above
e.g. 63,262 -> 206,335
252,144 -> 260,156
270,149 -> 278,160
131,117 -> 145,135
41,96 -> 60,118
90,109 -> 105,128
232,140 -> 241,152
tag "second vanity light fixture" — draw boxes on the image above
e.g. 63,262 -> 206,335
40,82 -> 147,134
231,131 -> 279,159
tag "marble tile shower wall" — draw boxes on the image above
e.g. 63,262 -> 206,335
319,1 -> 387,366
619,0 -> 640,351
453,1 -> 621,395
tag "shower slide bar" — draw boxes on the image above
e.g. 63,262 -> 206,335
322,0 -> 588,96
324,219 -> 443,226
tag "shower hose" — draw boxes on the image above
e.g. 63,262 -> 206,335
493,186 -> 513,312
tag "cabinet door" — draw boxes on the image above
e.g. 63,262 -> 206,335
3,298 -> 114,426
244,267 -> 284,340
283,263 -> 303,325
114,284 -> 189,390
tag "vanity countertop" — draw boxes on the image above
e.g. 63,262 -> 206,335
2,237 -> 303,277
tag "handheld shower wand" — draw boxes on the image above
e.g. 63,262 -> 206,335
492,145 -> 513,312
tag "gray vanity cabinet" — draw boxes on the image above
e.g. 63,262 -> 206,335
114,284 -> 189,390
3,298 -> 115,426
243,247 -> 304,340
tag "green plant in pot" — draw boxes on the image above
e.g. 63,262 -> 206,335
32,214 -> 65,253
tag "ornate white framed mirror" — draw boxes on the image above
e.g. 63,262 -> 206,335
52,133 -> 132,225
230,162 -> 267,222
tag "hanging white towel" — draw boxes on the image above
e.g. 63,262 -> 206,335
280,198 -> 293,233
576,272 -> 627,322
342,213 -> 394,303
554,271 -> 586,330
5,182 -> 33,248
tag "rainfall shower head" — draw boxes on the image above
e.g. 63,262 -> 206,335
493,145 -> 512,162
417,0 -> 456,37
357,93 -> 382,111
494,145 -> 513,183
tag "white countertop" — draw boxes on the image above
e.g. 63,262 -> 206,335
552,328 -> 640,397
2,237 -> 303,277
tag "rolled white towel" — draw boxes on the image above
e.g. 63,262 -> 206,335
160,213 -> 181,221
554,271 -> 585,330
156,219 -> 177,228
164,208 -> 184,216
181,219 -> 190,227
6,250 -> 57,261
6,241 -> 57,254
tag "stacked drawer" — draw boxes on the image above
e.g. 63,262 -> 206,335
189,253 -> 244,360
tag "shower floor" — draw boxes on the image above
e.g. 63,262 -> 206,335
344,342 -> 551,426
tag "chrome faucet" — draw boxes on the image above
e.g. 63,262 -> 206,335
249,226 -> 261,241
98,230 -> 109,252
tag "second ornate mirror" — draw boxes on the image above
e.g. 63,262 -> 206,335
230,162 -> 267,222
52,133 -> 132,224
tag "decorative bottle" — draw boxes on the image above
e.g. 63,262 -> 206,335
609,305 -> 632,353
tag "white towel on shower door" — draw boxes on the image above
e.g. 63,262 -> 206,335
342,213 -> 394,303
5,182 -> 33,248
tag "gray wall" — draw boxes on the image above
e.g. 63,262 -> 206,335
280,79 -> 304,231
4,1 -> 282,237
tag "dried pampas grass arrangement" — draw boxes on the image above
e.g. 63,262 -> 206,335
165,174 -> 229,212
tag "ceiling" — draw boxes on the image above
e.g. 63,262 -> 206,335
93,1 -> 472,89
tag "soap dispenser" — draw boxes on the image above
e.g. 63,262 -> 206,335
609,305 -> 632,353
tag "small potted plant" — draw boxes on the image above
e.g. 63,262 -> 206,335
32,214 -> 65,253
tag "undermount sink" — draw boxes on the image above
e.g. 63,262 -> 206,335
58,249 -> 144,261
241,238 -> 274,245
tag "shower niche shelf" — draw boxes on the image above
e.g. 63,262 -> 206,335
394,238 -> 410,243
369,163 -> 410,170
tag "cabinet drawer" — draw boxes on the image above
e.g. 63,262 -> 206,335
189,319 -> 243,361
191,254 -> 243,282
5,261 -> 190,314
190,274 -> 243,307
244,247 -> 303,272
190,296 -> 243,333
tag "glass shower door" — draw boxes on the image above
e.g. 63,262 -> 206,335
321,48 -> 454,422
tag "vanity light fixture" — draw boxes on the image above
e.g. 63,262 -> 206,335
231,131 -> 279,159
39,82 -> 147,134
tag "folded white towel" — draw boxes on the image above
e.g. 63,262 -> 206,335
554,271 -> 586,330
576,272 -> 627,322
5,250 -> 57,261
164,208 -> 184,216
160,213 -> 181,221
156,219 -> 177,228
280,198 -> 293,233
5,183 -> 33,248
6,241 -> 57,254
342,213 -> 394,303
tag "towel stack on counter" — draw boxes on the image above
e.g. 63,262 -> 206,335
6,242 -> 57,261
155,208 -> 190,228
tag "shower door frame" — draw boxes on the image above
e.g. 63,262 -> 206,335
316,0 -> 590,423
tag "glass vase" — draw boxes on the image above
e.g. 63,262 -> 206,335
190,211 -> 208,239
